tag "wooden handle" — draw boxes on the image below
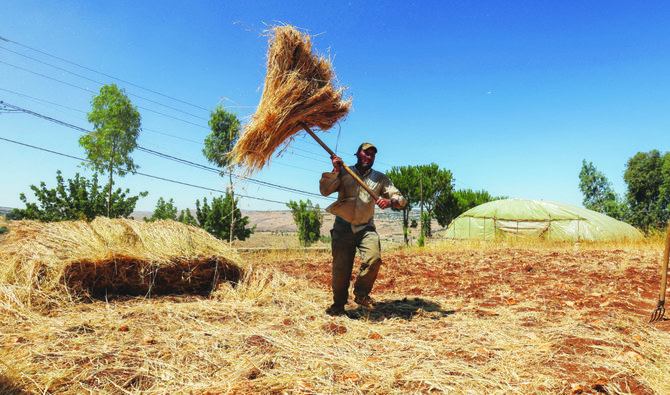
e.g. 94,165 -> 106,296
300,123 -> 380,201
659,219 -> 670,302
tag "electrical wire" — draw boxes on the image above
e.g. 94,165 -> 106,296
0,37 -> 366,167
0,135 -> 320,207
0,37 -> 398,185
0,34 -> 210,112
0,100 -> 334,201
0,87 -> 207,145
0,59 -> 209,130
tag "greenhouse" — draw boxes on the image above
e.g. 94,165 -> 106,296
443,199 -> 643,242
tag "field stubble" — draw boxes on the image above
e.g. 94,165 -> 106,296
1,235 -> 670,394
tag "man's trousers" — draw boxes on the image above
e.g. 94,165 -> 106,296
330,220 -> 382,307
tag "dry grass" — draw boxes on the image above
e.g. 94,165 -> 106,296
0,219 -> 245,311
2,231 -> 670,393
230,24 -> 351,174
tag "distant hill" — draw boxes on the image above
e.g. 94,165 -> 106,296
242,208 -> 429,237
4,206 -> 431,237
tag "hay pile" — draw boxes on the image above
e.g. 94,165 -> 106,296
231,24 -> 351,173
0,218 -> 245,306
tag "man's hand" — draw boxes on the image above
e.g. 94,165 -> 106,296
376,198 -> 393,210
331,154 -> 343,172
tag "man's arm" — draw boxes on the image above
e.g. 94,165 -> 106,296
319,154 -> 344,196
377,177 -> 406,209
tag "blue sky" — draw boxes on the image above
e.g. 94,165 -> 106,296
1,1 -> 669,213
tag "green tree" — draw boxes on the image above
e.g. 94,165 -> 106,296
202,104 -> 242,242
386,166 -> 421,245
145,197 -> 198,226
388,164 -> 453,239
195,193 -> 254,241
415,164 -> 454,224
145,197 -> 179,222
80,83 -> 142,217
434,189 -> 504,228
624,150 -> 670,230
9,170 -> 147,222
177,209 -> 198,226
578,160 -> 626,219
287,200 -> 324,247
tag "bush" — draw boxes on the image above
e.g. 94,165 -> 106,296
287,199 -> 323,247
10,170 -> 147,222
195,193 -> 254,242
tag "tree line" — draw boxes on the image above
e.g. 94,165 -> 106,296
289,165 -> 505,247
30,83 -> 661,246
6,82 -> 506,246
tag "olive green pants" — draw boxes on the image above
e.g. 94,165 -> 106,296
330,220 -> 382,307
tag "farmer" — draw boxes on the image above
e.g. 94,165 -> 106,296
320,142 -> 406,316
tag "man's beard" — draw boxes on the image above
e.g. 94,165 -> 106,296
356,159 -> 372,173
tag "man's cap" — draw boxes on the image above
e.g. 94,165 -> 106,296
356,142 -> 377,154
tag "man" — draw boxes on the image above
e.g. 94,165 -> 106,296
319,142 -> 406,316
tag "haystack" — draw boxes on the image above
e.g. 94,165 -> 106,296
230,24 -> 351,173
0,219 -> 245,306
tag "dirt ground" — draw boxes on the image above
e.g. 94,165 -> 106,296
249,243 -> 668,394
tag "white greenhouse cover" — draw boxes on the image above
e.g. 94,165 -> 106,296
443,199 -> 643,241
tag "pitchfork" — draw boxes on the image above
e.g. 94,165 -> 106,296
650,220 -> 670,323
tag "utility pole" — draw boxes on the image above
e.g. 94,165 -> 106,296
420,173 -> 424,236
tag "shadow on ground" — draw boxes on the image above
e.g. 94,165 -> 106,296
346,297 -> 455,321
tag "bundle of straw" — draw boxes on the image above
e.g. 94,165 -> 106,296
230,25 -> 351,173
0,219 -> 246,307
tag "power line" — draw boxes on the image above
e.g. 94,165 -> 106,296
0,59 -> 209,130
0,44 -> 207,121
0,86 -> 86,114
0,36 -> 366,167
0,34 -> 210,113
0,100 -> 333,201
0,87 -> 205,145
0,37 -> 399,180
0,135 -> 294,207
0,61 -> 346,166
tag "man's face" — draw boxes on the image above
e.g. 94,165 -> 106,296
356,148 -> 376,170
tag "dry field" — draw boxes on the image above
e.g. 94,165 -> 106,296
2,229 -> 670,393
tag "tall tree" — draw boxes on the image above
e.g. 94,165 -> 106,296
578,160 -> 626,220
202,104 -> 241,242
624,150 -> 670,230
9,170 -> 146,222
80,83 -> 141,217
386,166 -> 420,245
287,200 -> 324,247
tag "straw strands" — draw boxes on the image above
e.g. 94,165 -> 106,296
230,25 -> 351,173
0,218 -> 245,308
2,244 -> 670,393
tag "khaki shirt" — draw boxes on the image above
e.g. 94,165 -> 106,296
320,165 -> 407,233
